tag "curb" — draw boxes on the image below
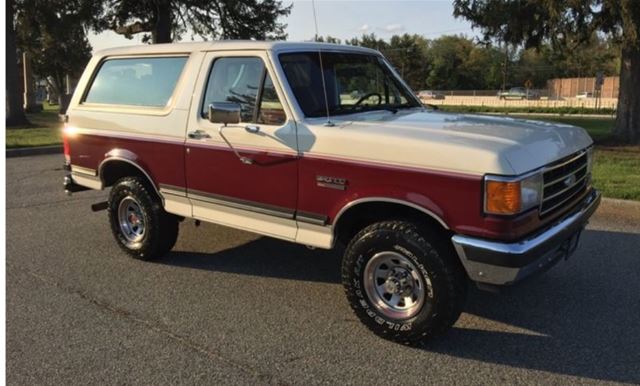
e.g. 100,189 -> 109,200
6,145 -> 63,158
601,197 -> 640,207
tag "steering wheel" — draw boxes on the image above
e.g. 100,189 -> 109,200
354,92 -> 383,106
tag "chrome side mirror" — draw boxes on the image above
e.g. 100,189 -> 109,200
208,102 -> 241,125
209,102 -> 253,165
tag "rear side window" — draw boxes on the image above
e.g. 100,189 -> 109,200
84,57 -> 187,107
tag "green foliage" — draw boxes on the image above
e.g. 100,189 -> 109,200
90,0 -> 292,43
385,34 -> 430,90
453,0 -> 640,50
346,33 -> 620,91
315,35 -> 342,44
15,0 -> 94,97
427,35 -> 504,90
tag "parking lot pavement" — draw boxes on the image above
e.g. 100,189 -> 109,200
6,154 -> 640,385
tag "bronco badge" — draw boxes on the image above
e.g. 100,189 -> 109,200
316,175 -> 347,190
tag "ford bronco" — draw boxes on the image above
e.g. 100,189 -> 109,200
63,41 -> 600,343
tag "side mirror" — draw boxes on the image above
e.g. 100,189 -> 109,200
208,102 -> 241,125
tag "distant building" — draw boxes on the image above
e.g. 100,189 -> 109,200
546,76 -> 619,99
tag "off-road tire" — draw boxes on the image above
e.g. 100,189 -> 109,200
341,220 -> 467,344
108,177 -> 179,260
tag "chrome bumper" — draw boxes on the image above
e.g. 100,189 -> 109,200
452,189 -> 601,285
63,162 -> 90,195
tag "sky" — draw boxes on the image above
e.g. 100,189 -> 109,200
88,0 -> 478,52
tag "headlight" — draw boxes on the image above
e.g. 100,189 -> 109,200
484,172 -> 543,215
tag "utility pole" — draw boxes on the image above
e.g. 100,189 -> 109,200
501,42 -> 508,91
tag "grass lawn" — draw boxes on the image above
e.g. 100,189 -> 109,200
6,103 -> 62,148
592,147 -> 640,201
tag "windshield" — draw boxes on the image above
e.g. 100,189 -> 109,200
278,52 -> 420,118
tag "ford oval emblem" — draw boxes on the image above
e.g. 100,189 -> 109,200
564,174 -> 577,187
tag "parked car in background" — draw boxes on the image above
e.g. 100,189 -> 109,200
576,92 -> 594,99
63,41 -> 600,345
418,90 -> 445,100
498,87 -> 540,100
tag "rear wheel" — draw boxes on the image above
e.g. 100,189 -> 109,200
341,220 -> 467,344
108,177 -> 178,260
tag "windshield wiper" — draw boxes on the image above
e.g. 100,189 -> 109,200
380,106 -> 398,114
308,104 -> 412,118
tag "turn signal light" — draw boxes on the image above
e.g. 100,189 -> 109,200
485,180 -> 521,215
63,131 -> 71,163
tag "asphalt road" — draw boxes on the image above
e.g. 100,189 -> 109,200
6,154 -> 640,385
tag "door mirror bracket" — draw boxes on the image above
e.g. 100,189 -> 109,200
208,103 -> 254,165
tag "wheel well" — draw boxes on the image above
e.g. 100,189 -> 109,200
100,160 -> 158,195
334,201 -> 450,246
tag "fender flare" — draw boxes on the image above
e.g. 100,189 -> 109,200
98,152 -> 160,198
332,197 -> 450,233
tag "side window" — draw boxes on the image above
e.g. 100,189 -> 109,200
202,57 -> 286,125
202,57 -> 263,122
257,73 -> 286,125
84,57 -> 187,107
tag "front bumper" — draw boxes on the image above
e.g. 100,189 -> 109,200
451,189 -> 601,285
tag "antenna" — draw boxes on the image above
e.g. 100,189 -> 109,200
311,0 -> 334,126
311,0 -> 320,41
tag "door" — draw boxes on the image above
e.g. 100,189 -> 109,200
185,51 -> 299,240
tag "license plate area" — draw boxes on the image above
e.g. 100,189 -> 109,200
559,229 -> 582,260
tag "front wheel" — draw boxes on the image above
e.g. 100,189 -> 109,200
341,220 -> 467,344
108,177 -> 178,260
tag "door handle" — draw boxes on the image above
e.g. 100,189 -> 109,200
188,130 -> 211,139
245,125 -> 260,134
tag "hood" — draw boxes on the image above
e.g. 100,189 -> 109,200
303,109 -> 593,175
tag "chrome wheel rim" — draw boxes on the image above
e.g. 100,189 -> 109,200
117,197 -> 146,243
363,251 -> 429,319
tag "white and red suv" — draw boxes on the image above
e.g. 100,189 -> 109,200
63,41 -> 600,343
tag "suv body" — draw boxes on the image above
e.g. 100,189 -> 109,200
417,90 -> 445,100
64,41 -> 600,343
498,87 -> 540,100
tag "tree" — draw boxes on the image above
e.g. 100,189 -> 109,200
463,43 -> 504,89
454,0 -> 640,143
91,0 -> 292,44
15,0 -> 93,106
386,34 -> 429,90
315,35 -> 342,44
347,33 -> 430,91
6,0 -> 28,126
346,33 -> 388,52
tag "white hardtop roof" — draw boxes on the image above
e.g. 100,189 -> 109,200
94,40 -> 380,57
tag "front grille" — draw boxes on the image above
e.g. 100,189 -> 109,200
540,150 -> 589,216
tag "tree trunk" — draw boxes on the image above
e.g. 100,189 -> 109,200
5,0 -> 28,126
152,1 -> 172,44
614,46 -> 640,144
